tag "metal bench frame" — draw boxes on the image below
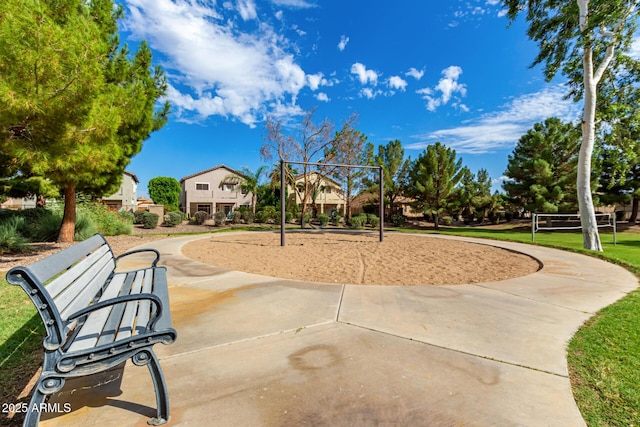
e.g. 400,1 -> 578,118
6,234 -> 177,426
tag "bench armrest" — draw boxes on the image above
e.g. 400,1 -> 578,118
115,248 -> 161,267
66,293 -> 164,330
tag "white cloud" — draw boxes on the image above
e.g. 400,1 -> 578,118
406,67 -> 424,80
388,76 -> 408,91
123,0 -> 314,127
237,0 -> 257,20
406,85 -> 581,154
307,72 -> 330,90
338,35 -> 349,51
271,0 -> 317,8
315,92 -> 330,102
417,65 -> 466,111
351,62 -> 378,85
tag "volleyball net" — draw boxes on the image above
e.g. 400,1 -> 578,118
531,212 -> 616,245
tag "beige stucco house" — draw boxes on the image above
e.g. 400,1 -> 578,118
289,172 -> 346,215
102,171 -> 139,211
180,165 -> 252,217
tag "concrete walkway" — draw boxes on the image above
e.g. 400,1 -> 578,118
40,232 -> 638,426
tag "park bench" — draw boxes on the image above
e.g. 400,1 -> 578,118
6,234 -> 177,427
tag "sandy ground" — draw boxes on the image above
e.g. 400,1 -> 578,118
182,231 -> 541,286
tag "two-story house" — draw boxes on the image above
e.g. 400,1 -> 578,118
180,165 -> 252,217
289,172 -> 346,215
102,171 -> 139,211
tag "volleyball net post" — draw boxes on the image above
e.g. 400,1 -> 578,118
531,212 -> 616,246
279,159 -> 384,247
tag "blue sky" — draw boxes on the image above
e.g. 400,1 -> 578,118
118,0 -> 588,197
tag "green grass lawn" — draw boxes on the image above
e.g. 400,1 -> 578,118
1,225 -> 638,425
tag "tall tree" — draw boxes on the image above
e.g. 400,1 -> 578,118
503,118 -> 580,214
408,142 -> 465,230
597,57 -> 640,223
502,0 -> 640,251
223,166 -> 267,214
0,0 -> 169,242
261,108 -> 334,228
329,115 -> 369,223
366,139 -> 411,217
148,176 -> 181,212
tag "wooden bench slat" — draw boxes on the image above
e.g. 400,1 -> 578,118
67,274 -> 127,352
116,270 -> 146,340
26,235 -> 108,284
96,272 -> 137,347
134,269 -> 154,335
46,245 -> 112,298
57,255 -> 115,321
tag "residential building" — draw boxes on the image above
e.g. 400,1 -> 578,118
102,171 -> 139,211
289,172 -> 346,215
0,196 -> 37,210
180,165 -> 252,216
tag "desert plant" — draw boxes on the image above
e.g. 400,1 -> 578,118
214,211 -> 226,226
254,210 -> 269,223
134,209 -> 147,224
317,213 -> 329,227
350,214 -> 367,229
193,211 -> 209,225
242,211 -> 255,224
142,212 -> 159,229
163,211 -> 183,227
231,210 -> 242,224
118,210 -> 135,224
391,214 -> 406,227
0,216 -> 30,253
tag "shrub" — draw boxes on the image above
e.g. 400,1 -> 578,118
214,211 -> 226,226
242,211 -> 255,224
74,210 -> 99,240
330,211 -> 342,226
30,211 -> 63,242
505,211 -> 514,222
0,216 -> 30,254
193,211 -> 209,225
79,203 -> 129,236
254,210 -> 269,223
118,210 -> 135,224
229,210 -> 241,224
350,214 -> 367,229
440,216 -> 453,226
391,214 -> 406,227
299,212 -> 312,225
134,209 -> 147,224
317,214 -> 329,227
368,215 -> 380,228
142,212 -> 159,229
163,211 -> 183,227
262,205 -> 277,221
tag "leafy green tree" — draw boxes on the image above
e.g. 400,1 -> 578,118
365,139 -> 411,217
502,0 -> 640,250
503,118 -> 580,214
0,0 -> 169,242
408,142 -> 465,230
148,176 -> 181,212
597,58 -> 640,223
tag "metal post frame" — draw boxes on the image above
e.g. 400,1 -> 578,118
279,160 -> 384,246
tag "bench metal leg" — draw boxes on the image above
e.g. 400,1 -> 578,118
134,350 -> 169,425
23,388 -> 46,427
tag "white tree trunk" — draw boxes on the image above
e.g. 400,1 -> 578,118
576,0 -> 603,251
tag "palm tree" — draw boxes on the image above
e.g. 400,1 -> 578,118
224,166 -> 267,214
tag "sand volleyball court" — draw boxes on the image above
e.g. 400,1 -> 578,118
181,232 -> 540,286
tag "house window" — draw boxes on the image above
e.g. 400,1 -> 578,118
325,187 -> 332,194
196,182 -> 209,191
223,184 -> 235,192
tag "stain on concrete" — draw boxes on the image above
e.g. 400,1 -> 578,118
169,284 -> 260,327
288,345 -> 341,372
